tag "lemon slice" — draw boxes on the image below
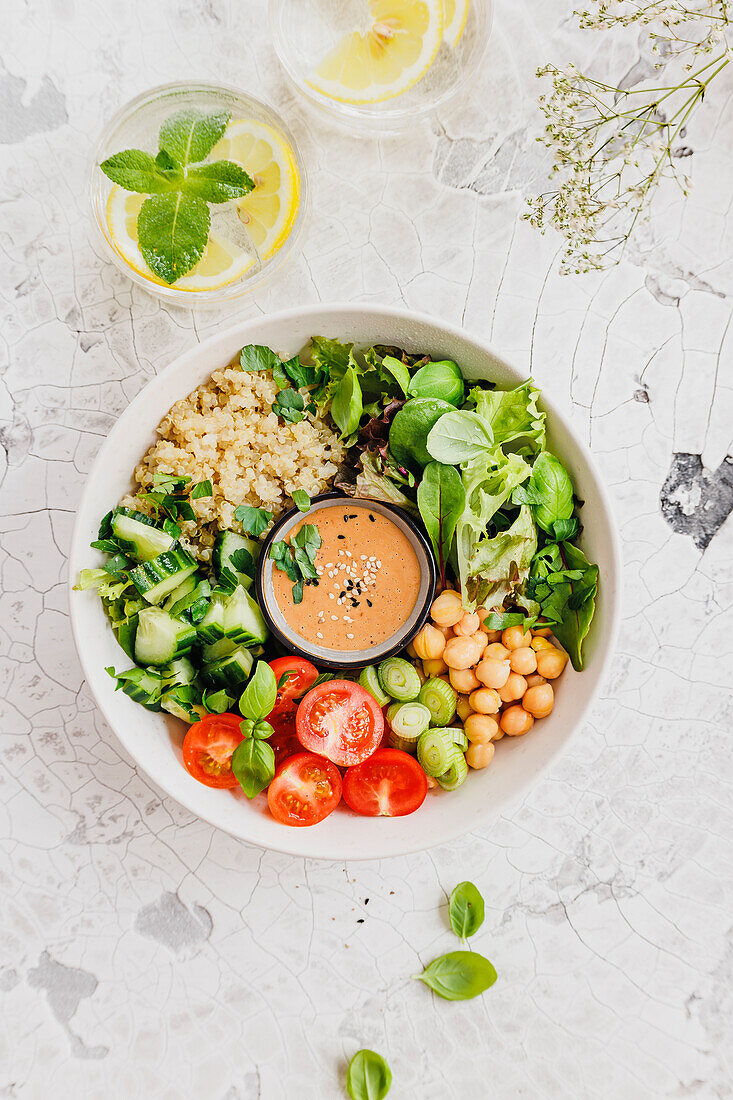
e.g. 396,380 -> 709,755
105,189 -> 257,292
210,119 -> 301,262
443,0 -> 469,47
308,0 -> 444,105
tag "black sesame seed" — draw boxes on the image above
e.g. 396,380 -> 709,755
349,513 -> 357,519
368,514 -> 375,522
366,599 -> 373,607
339,591 -> 346,598
343,514 -> 349,522
337,534 -> 346,540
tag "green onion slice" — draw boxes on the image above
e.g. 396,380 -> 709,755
377,657 -> 421,702
418,677 -> 457,727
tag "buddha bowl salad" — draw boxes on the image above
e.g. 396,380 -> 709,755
76,336 -> 598,827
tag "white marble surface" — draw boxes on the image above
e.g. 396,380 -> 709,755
2,1 -> 732,1097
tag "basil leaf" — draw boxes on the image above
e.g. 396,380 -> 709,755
292,523 -> 321,555
270,540 -> 300,583
292,579 -> 304,604
230,737 -> 275,799
426,410 -> 494,464
346,1049 -> 392,1100
330,364 -> 363,438
252,719 -> 274,740
99,149 -> 180,194
98,510 -> 113,540
239,719 -> 256,739
182,160 -> 253,203
416,461 -> 465,587
482,611 -> 529,630
448,881 -> 485,939
163,518 -> 182,539
137,193 -> 210,284
234,505 -> 272,536
273,389 -> 306,423
292,490 -> 311,512
380,354 -> 411,395
158,108 -> 229,166
524,452 -> 574,534
239,660 -> 277,721
414,950 -> 497,1001
191,479 -> 213,499
201,688 -> 233,714
90,538 -> 125,554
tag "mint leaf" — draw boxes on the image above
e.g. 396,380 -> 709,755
155,149 -> 182,175
183,160 -> 253,203
137,193 -> 210,284
158,108 -> 229,166
99,150 -> 179,194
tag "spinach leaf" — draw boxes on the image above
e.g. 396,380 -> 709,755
417,462 -> 465,588
389,398 -> 455,469
239,661 -> 277,721
330,364 -> 363,438
426,410 -> 494,464
230,736 -> 275,799
448,881 -> 485,939
413,950 -> 497,1001
346,1050 -> 392,1100
234,505 -> 273,536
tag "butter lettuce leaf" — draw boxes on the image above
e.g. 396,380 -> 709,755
469,380 -> 546,453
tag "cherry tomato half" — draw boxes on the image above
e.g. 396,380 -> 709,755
268,713 -> 303,769
269,657 -> 319,716
296,680 -> 384,767
267,752 -> 342,827
342,748 -> 428,817
182,713 -> 244,789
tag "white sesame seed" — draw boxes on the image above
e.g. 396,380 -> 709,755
331,614 -> 338,621
360,555 -> 366,561
345,550 -> 352,557
346,633 -> 354,639
376,560 -> 382,567
344,616 -> 353,623
316,632 -> 323,639
329,593 -> 335,599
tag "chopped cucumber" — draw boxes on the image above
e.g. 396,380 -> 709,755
108,667 -> 163,711
161,656 -> 197,688
130,545 -> 198,604
134,607 -> 197,666
111,507 -> 174,562
202,638 -> 237,662
213,530 -> 259,592
197,585 -> 268,646
163,574 -> 198,611
202,647 -> 254,691
161,684 -> 204,723
168,578 -> 212,623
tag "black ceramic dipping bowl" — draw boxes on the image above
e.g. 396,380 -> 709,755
256,494 -> 437,671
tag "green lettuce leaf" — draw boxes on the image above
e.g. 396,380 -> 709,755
461,506 -> 537,609
470,380 -> 546,453
352,452 -> 419,515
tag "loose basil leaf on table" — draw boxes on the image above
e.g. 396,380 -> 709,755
426,410 -> 494,465
448,881 -> 485,939
230,736 -> 275,799
346,1049 -> 392,1100
416,461 -> 465,587
413,950 -> 497,1001
239,661 -> 277,721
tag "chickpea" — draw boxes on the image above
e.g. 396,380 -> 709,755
423,657 -> 448,677
475,658 -> 510,690
536,646 -> 569,680
468,688 -> 501,715
454,611 -> 481,637
531,636 -> 554,652
405,641 -> 417,659
523,683 -> 554,718
500,705 -> 534,737
525,673 -> 546,688
430,590 -> 464,628
509,647 -> 537,676
413,623 -> 446,660
484,642 -> 510,661
475,606 -> 489,624
484,629 -> 502,644
444,635 -> 483,670
533,626 -> 553,637
472,630 -> 489,652
437,624 -> 454,640
456,694 -> 473,722
502,625 -> 532,651
464,713 -> 500,745
466,741 -> 495,770
498,672 -> 527,703
449,665 -> 481,694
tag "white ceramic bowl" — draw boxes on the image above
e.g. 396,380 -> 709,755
69,304 -> 621,861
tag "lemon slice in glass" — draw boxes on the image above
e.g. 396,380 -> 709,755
105,189 -> 257,292
443,0 -> 469,47
210,119 -> 301,261
308,0 -> 444,105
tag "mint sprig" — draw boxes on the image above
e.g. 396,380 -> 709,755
99,108 -> 254,285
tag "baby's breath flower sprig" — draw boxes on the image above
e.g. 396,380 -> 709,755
526,4 -> 730,273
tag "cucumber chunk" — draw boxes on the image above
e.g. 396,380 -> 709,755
130,545 -> 198,604
163,574 -> 197,611
202,647 -> 254,691
197,585 -> 268,646
214,530 -> 258,592
111,507 -> 174,562
161,656 -> 197,688
134,607 -> 197,666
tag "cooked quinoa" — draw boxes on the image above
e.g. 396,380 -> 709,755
124,364 -> 345,561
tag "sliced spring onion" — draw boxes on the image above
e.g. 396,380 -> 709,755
436,747 -> 469,791
418,677 -> 457,727
377,657 -> 421,702
417,727 -> 455,777
386,702 -> 403,726
359,664 -> 390,707
389,702 -> 431,742
448,727 -> 468,751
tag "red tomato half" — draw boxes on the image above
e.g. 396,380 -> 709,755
342,748 -> 428,817
296,680 -> 384,767
269,657 -> 319,716
268,713 -> 302,769
267,752 -> 342,827
182,713 -> 244,789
